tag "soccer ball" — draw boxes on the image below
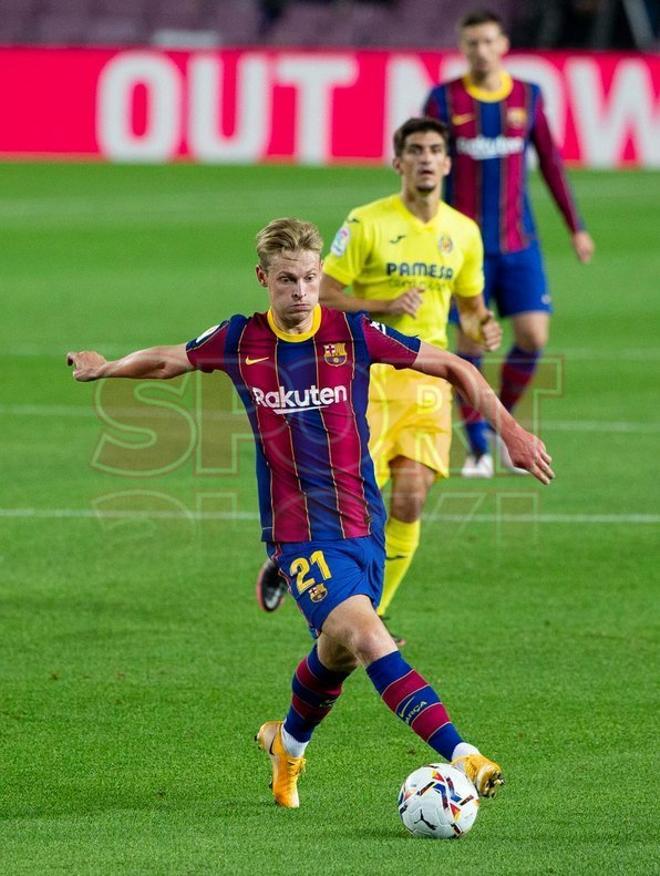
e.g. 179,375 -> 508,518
398,763 -> 480,839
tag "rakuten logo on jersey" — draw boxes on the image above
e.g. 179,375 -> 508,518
456,135 -> 525,160
252,384 -> 348,414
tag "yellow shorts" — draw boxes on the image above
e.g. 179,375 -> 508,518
367,364 -> 452,487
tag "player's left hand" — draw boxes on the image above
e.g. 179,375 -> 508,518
479,311 -> 502,352
572,230 -> 595,264
502,425 -> 554,485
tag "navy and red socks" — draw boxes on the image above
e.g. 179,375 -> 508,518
499,344 -> 540,413
282,645 -> 350,755
366,651 -> 463,760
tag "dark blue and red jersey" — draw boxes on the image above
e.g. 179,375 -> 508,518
186,305 -> 420,543
424,73 -> 585,255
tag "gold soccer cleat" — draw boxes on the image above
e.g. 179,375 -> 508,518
256,720 -> 306,808
452,753 -> 505,798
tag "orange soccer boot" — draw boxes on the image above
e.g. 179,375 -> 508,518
452,753 -> 505,798
256,720 -> 306,808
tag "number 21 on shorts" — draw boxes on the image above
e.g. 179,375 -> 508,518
289,550 -> 332,602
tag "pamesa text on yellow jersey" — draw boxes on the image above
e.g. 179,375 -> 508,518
323,194 -> 483,349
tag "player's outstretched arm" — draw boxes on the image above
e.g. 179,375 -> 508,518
413,341 -> 554,484
66,344 -> 193,382
320,273 -> 423,318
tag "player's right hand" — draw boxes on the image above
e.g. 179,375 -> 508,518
66,350 -> 107,381
479,310 -> 502,352
502,425 -> 555,485
385,287 -> 424,317
572,230 -> 595,263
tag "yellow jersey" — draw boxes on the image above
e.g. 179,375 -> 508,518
323,194 -> 483,349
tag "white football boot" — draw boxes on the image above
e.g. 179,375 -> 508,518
461,452 -> 494,479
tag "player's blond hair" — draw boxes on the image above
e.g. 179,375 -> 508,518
255,217 -> 323,270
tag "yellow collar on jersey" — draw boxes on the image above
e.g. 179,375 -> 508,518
463,70 -> 513,102
267,304 -> 322,342
393,194 -> 445,228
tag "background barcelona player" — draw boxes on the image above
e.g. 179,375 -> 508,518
424,9 -> 595,477
67,217 -> 553,809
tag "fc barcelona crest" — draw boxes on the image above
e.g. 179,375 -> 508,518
309,584 -> 328,603
507,107 -> 527,128
323,343 -> 347,366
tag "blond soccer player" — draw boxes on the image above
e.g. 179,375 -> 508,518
256,117 -> 501,642
69,217 -> 554,808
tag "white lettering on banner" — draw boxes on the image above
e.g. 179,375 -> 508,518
188,55 -> 270,162
97,52 -> 181,161
567,59 -> 660,166
275,55 -> 358,164
384,56 -> 438,160
88,49 -> 660,168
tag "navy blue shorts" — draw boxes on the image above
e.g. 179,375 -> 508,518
451,240 -> 552,323
268,531 -> 385,638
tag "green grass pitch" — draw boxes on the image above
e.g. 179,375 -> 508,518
1,163 -> 658,874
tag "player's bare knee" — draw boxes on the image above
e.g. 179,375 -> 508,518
513,313 -> 549,351
390,493 -> 425,523
354,625 -> 397,666
515,329 -> 546,351
317,634 -> 359,674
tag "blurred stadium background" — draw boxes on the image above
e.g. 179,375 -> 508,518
0,0 -> 658,49
1,2 -> 658,874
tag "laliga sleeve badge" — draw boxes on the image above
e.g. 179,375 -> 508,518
330,224 -> 351,256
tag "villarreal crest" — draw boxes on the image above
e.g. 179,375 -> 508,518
437,234 -> 454,254
323,343 -> 347,366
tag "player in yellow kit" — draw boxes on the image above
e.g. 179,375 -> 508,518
256,117 -> 501,643
320,117 -> 502,641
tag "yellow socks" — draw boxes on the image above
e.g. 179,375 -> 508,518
377,517 -> 421,616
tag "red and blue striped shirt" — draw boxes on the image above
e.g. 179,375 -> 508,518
186,306 -> 420,543
424,74 -> 584,255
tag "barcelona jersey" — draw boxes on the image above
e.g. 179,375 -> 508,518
323,194 -> 483,349
424,72 -> 584,255
186,305 -> 421,543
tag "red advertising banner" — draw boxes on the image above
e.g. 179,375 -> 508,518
0,47 -> 658,166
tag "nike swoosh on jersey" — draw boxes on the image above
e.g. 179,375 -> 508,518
452,113 -> 474,125
245,356 -> 269,365
389,235 -> 406,244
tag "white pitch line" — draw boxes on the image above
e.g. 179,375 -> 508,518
0,508 -> 657,525
1,403 -> 659,434
539,420 -> 660,434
